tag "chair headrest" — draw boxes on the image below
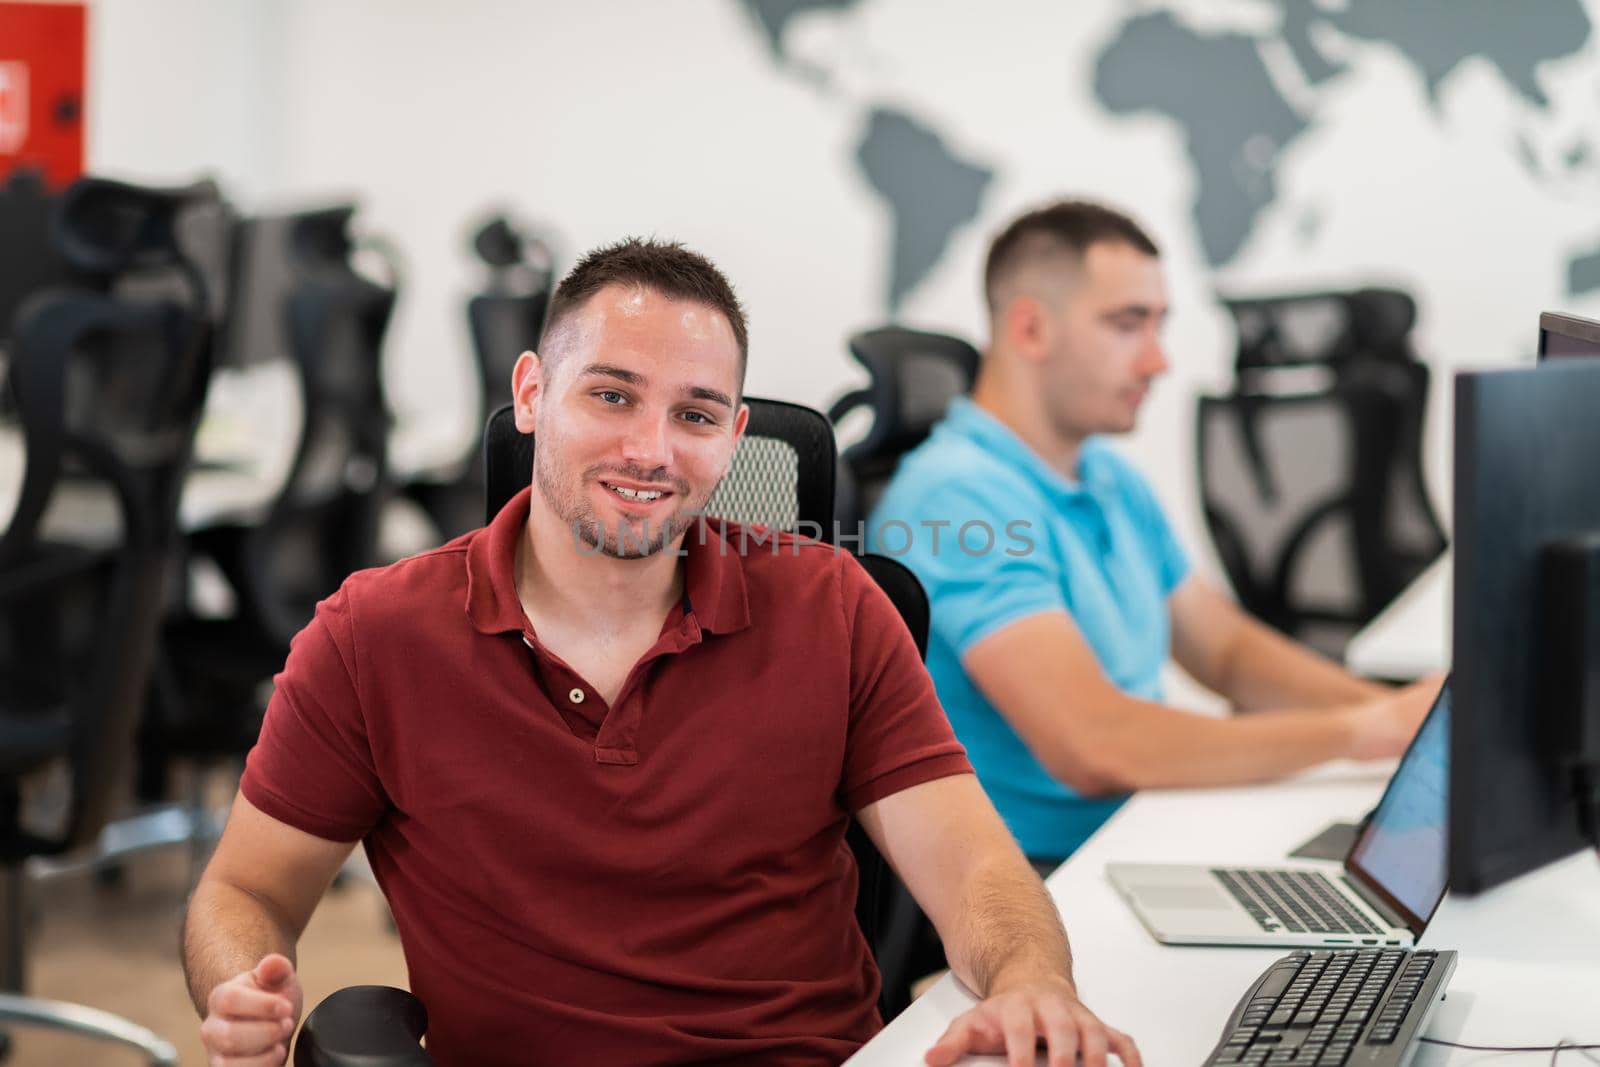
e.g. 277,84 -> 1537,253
55,176 -> 220,276
288,206 -> 359,267
473,216 -> 524,268
1222,287 -> 1418,374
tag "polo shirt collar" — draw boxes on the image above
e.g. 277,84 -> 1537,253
465,487 -> 751,636
940,397 -> 1119,502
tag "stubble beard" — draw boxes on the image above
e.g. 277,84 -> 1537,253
534,448 -> 708,559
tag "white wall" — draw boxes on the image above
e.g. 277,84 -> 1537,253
86,0 -> 284,201
83,0 -> 1600,589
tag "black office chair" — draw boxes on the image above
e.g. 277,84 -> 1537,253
829,326 -> 980,529
0,176 -> 221,1065
402,214 -> 555,543
1200,289 -> 1446,662
468,215 -> 554,425
1222,287 -> 1418,381
147,206 -> 398,790
0,170 -> 84,374
1197,372 -> 1444,661
292,399 -> 941,1065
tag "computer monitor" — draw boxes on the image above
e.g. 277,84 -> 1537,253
1536,311 -> 1600,360
1451,360 -> 1600,893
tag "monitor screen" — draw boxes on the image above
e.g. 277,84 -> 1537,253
1346,683 -> 1450,931
1537,311 -> 1600,360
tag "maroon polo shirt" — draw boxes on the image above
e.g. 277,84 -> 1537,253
241,487 -> 971,1067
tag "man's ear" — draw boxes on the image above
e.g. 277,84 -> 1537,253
714,403 -> 751,483
511,351 -> 543,433
1004,295 -> 1050,364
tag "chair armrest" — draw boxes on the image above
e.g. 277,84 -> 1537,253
293,985 -> 435,1067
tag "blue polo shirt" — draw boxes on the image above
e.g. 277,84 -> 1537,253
868,398 -> 1189,859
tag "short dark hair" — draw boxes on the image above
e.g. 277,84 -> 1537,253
983,200 -> 1159,314
541,237 -> 748,384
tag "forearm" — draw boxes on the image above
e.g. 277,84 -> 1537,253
1061,696 -> 1362,793
942,854 -> 1074,997
1217,620 -> 1385,711
182,877 -> 299,1016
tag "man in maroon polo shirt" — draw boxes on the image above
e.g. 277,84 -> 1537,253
182,239 -> 1142,1067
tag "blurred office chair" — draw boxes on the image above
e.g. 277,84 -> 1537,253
828,326 -> 980,529
1223,287 -> 1417,380
291,399 -> 940,1065
147,206 -> 397,805
402,214 -> 554,542
0,171 -> 82,372
0,176 -> 220,1065
467,215 -> 554,424
1200,289 -> 1445,662
1197,372 -> 1444,661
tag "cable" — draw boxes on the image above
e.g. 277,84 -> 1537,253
1419,1036 -> 1600,1064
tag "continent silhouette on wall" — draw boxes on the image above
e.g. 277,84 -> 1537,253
855,107 -> 993,313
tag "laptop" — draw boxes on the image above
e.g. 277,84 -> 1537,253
1106,680 -> 1450,948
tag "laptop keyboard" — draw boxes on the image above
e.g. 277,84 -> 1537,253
1213,868 -> 1385,935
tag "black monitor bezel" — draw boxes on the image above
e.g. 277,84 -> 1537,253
1343,680 -> 1449,936
1537,311 -> 1600,360
1450,363 -> 1596,893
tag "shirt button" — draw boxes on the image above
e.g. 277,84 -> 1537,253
568,687 -> 585,705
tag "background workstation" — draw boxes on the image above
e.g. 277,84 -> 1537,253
4,1 -> 1600,1064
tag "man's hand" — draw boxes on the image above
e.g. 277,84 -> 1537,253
1348,674 -> 1445,761
199,953 -> 303,1066
925,974 -> 1141,1067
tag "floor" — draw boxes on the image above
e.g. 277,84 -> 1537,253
11,840 -> 408,1066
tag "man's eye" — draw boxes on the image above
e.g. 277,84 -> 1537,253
682,411 -> 713,425
598,390 -> 626,405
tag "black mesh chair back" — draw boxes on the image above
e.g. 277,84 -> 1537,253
484,398 -> 837,537
467,215 -> 552,424
1223,287 -> 1418,382
830,326 -> 979,526
1,176 -> 217,858
1197,370 -> 1445,660
1204,286 -> 1443,660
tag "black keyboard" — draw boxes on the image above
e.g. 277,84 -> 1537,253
1214,868 -> 1386,936
1204,948 -> 1456,1065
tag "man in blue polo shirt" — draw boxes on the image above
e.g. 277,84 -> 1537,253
871,200 -> 1438,866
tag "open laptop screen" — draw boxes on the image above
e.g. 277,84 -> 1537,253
1345,682 -> 1451,933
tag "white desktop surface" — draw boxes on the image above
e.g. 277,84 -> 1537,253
846,765 -> 1600,1065
1344,555 -> 1450,680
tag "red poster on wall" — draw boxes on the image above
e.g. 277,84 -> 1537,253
0,1 -> 86,189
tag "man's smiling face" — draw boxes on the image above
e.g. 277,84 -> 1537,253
516,282 -> 748,558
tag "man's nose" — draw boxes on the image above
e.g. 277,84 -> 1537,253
1140,335 -> 1170,378
619,412 -> 672,470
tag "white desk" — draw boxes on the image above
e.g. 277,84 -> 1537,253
847,766 -> 1600,1065
1344,555 -> 1451,680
